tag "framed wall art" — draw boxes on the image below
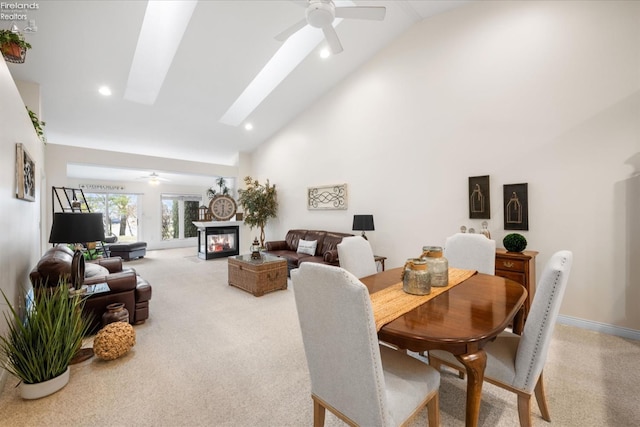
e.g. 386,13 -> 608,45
16,143 -> 35,202
308,184 -> 347,210
468,175 -> 490,219
503,183 -> 528,230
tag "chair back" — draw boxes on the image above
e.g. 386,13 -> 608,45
291,262 -> 391,426
444,233 -> 496,274
337,236 -> 378,279
514,250 -> 573,392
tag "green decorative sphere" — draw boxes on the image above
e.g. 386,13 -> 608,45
503,233 -> 527,252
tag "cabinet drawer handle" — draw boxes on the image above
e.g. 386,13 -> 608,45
503,261 -> 514,268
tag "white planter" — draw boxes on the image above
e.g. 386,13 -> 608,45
19,367 -> 70,400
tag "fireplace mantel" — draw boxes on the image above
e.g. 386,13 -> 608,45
192,221 -> 243,227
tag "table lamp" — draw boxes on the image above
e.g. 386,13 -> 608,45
49,212 -> 105,289
352,214 -> 374,240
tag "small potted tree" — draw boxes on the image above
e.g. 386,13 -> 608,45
0,29 -> 32,63
0,283 -> 91,399
237,176 -> 277,247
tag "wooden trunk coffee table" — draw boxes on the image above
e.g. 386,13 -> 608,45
228,254 -> 288,297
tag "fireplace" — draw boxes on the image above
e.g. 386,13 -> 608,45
197,225 -> 239,260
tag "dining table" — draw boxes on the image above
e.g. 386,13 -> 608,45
360,267 -> 527,427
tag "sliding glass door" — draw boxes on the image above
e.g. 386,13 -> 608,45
84,193 -> 139,242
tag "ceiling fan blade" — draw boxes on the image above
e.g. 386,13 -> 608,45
275,18 -> 308,41
335,6 -> 386,21
322,24 -> 343,54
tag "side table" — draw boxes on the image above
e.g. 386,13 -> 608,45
374,255 -> 386,272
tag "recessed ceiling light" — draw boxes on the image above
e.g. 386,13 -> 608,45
244,123 -> 254,131
98,86 -> 112,96
319,48 -> 331,59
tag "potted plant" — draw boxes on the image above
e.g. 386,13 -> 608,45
0,29 -> 32,63
237,176 -> 277,247
503,233 -> 527,253
0,283 -> 91,399
207,177 -> 230,200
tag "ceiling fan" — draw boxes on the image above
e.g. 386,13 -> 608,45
275,0 -> 386,54
137,172 -> 170,185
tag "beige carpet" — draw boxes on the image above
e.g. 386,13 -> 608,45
1,247 -> 639,426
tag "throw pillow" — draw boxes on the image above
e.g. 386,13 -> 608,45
297,239 -> 317,256
85,262 -> 109,279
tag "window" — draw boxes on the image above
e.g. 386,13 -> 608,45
84,193 -> 139,242
161,194 -> 201,240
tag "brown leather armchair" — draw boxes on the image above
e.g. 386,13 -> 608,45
29,245 -> 152,333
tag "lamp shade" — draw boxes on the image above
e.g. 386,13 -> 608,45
49,212 -> 105,244
352,215 -> 375,232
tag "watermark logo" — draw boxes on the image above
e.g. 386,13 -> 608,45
1,2 -> 39,21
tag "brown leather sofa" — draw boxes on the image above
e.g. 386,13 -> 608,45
264,229 -> 353,270
29,245 -> 152,333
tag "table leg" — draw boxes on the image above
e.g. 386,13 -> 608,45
455,349 -> 487,427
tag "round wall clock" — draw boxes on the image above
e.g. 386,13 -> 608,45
209,195 -> 237,221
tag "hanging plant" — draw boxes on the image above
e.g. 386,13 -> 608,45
26,107 -> 46,143
0,29 -> 31,64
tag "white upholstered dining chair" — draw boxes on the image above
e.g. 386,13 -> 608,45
428,250 -> 573,427
337,235 -> 378,279
443,232 -> 496,275
291,262 -> 441,427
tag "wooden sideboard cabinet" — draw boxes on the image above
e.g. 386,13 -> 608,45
495,249 -> 538,319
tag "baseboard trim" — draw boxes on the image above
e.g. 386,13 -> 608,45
557,315 -> 640,341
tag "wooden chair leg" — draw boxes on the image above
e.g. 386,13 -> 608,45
427,392 -> 440,427
517,393 -> 532,427
534,372 -> 551,421
313,397 -> 326,427
428,357 -> 441,371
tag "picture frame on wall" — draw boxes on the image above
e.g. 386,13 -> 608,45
503,183 -> 528,230
16,143 -> 36,202
468,175 -> 490,219
307,184 -> 347,210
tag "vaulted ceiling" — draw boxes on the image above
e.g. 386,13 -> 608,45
6,0 -> 469,181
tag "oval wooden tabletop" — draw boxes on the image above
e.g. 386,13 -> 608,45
360,267 -> 527,354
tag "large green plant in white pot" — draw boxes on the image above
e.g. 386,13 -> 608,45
0,283 -> 91,399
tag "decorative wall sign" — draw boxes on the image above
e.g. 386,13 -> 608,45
308,184 -> 347,210
16,143 -> 35,202
468,175 -> 490,219
79,184 -> 126,191
503,183 -> 529,230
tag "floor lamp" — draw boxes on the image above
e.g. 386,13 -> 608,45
48,212 -> 105,363
49,212 -> 105,290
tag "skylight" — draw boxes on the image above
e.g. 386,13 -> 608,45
124,0 -> 198,105
219,1 -> 355,127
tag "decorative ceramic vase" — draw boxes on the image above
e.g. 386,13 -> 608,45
402,258 -> 431,295
20,367 -> 70,400
480,221 -> 491,239
102,303 -> 129,327
421,246 -> 449,287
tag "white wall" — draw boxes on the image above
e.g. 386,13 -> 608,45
251,1 -> 640,333
0,61 -> 45,390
